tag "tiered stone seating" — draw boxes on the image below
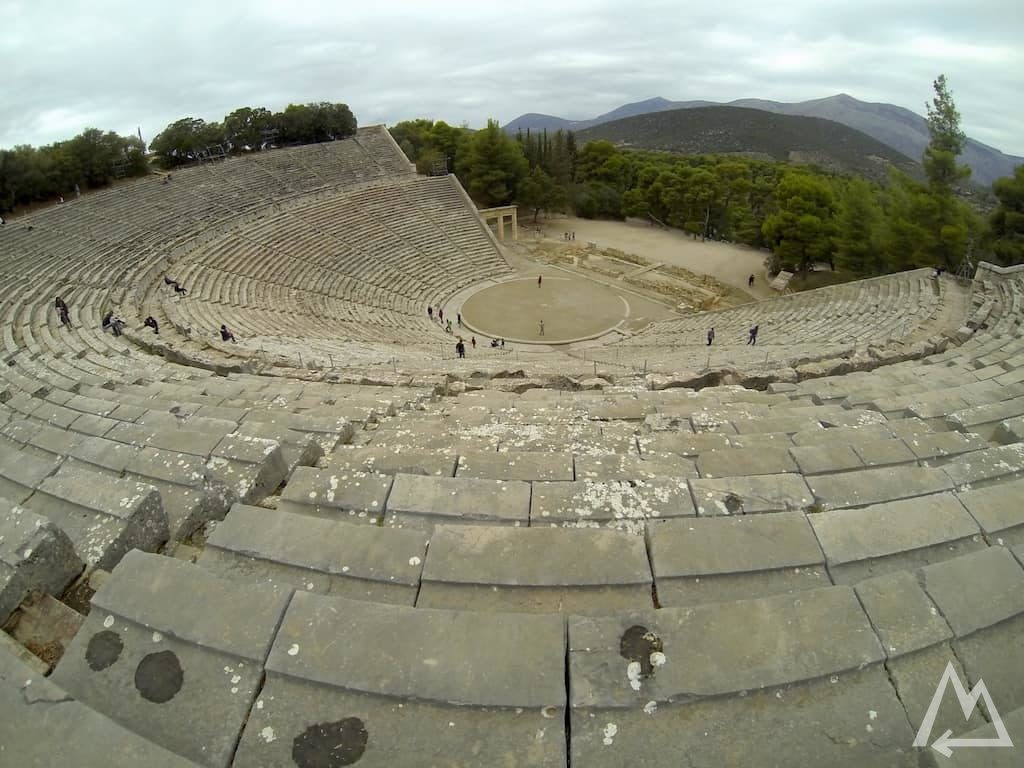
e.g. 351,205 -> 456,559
2,108 -> 1023,764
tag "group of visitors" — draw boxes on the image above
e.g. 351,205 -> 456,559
706,325 -> 760,346
562,232 -> 575,241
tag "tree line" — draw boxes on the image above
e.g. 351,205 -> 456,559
393,76 -> 1022,273
0,101 -> 358,211
148,102 -> 356,168
0,129 -> 148,211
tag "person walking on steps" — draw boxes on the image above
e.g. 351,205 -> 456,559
539,319 -> 545,337
143,316 -> 159,334
438,307 -> 444,324
457,312 -> 462,328
220,324 -> 236,342
455,338 -> 466,358
58,305 -> 71,328
55,296 -> 68,314
748,274 -> 755,288
538,274 -> 542,287
747,324 -> 759,345
427,305 -> 433,320
707,327 -> 715,346
471,336 -> 476,349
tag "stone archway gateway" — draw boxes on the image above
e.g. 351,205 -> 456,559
478,205 -> 518,241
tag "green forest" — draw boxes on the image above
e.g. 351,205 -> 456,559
393,77 -> 1023,274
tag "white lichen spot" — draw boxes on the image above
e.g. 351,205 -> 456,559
152,632 -> 163,643
231,686 -> 239,694
650,651 -> 666,668
260,726 -> 277,743
602,722 -> 618,746
643,700 -> 658,715
409,556 -> 421,566
231,675 -> 241,685
287,644 -> 300,656
103,615 -> 115,629
256,699 -> 264,710
869,710 -> 877,720
627,661 -> 643,691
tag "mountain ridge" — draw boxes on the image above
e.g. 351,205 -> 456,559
504,94 -> 1022,186
572,106 -> 920,184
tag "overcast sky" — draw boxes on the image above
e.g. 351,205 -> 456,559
2,0 -> 1022,156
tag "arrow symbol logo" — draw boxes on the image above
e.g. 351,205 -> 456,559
913,660 -> 1014,756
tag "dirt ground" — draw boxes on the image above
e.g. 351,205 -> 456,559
536,215 -> 777,299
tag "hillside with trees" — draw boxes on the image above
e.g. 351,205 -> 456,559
575,106 -> 919,184
392,76 -> 1019,277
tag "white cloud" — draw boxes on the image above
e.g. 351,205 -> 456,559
0,0 -> 1021,156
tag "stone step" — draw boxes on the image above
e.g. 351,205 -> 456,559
199,504 -> 427,605
807,465 -> 955,510
51,550 -> 291,768
917,547 -> 1024,716
22,466 -> 167,570
0,647 -> 199,767
568,586 -> 912,767
278,466 -> 393,524
942,443 -> 1024,489
574,451 -> 697,482
531,479 -> 694,533
232,590 -> 567,766
0,500 -> 83,625
689,473 -> 813,516
930,705 -> 1024,767
455,449 -> 574,481
955,479 -> 1024,547
329,445 -> 458,477
385,474 -> 531,530
809,492 -> 985,583
418,525 -> 653,613
647,512 -> 827,606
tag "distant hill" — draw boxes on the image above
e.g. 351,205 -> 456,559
573,106 -> 920,183
504,94 -> 1023,186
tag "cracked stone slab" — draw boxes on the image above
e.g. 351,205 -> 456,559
648,512 -> 827,606
456,449 -> 573,481
418,524 -> 652,614
955,479 -> 1024,547
0,501 -> 83,625
569,665 -> 916,767
574,452 -> 697,482
809,493 -> 985,584
0,647 -> 198,767
941,443 -> 1024,489
917,547 -> 1024,638
853,570 -> 951,658
569,585 -> 883,709
385,474 -> 530,529
232,591 -> 566,767
199,504 -> 427,605
531,479 -> 694,533
329,445 -> 458,477
696,445 -> 798,478
807,466 -> 954,510
279,466 -> 392,523
51,550 -> 290,768
638,431 -> 731,458
689,473 -> 813,516
22,466 -> 167,571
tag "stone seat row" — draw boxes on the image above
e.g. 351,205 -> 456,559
194,473 -> 1024,616
6,543 -> 1021,766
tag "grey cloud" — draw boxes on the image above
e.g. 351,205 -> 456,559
1,0 -> 1021,157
